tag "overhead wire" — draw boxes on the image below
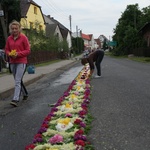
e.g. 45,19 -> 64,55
34,0 -> 74,30
50,0 -> 72,16
39,0 -> 70,21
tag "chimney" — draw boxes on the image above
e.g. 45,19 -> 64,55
47,15 -> 51,18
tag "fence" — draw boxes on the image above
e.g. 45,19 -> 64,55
27,50 -> 59,65
0,50 -> 69,72
132,48 -> 150,57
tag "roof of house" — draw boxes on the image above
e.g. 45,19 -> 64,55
43,15 -> 52,24
60,28 -> 68,39
45,24 -> 58,37
20,0 -> 40,17
138,22 -> 150,35
20,0 -> 45,25
50,17 -> 68,31
44,14 -> 70,39
81,33 -> 90,40
88,34 -> 93,40
99,34 -> 109,42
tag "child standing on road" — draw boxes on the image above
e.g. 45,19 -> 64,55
5,20 -> 30,107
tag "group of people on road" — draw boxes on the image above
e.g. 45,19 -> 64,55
2,19 -> 104,107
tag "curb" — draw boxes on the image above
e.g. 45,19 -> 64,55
0,74 -> 45,100
0,59 -> 81,100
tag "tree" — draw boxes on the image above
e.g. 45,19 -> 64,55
1,0 -> 21,24
71,37 -> 84,54
0,0 -> 21,48
102,39 -> 108,50
140,6 -> 150,27
0,22 -> 5,48
112,4 -> 142,55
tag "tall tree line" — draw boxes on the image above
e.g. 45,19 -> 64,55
112,4 -> 150,55
112,4 -> 150,56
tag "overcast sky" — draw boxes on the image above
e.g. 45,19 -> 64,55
34,0 -> 149,40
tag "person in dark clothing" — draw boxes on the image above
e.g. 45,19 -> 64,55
0,49 -> 7,72
81,49 -> 104,78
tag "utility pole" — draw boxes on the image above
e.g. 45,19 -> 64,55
69,15 -> 72,50
76,25 -> 79,53
0,3 -> 7,41
76,25 -> 78,37
69,15 -> 72,33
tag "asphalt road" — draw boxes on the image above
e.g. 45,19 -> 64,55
0,62 -> 83,150
89,56 -> 150,150
0,55 -> 150,150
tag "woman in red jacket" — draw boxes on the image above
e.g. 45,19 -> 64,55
5,20 -> 30,107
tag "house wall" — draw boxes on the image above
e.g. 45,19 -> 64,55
20,4 -> 45,32
89,35 -> 95,49
143,31 -> 150,47
83,39 -> 90,47
54,26 -> 63,41
94,41 -> 99,49
66,32 -> 72,49
44,16 -> 72,49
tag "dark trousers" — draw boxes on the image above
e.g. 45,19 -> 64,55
95,51 -> 104,76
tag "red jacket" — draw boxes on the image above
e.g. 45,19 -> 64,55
5,33 -> 30,64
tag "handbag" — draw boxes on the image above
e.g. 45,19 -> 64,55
6,62 -> 9,68
27,65 -> 35,74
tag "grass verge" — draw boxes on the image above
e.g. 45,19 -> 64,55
128,57 -> 150,63
35,59 -> 62,67
105,51 -> 150,63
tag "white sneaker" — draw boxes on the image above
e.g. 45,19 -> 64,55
94,75 -> 101,78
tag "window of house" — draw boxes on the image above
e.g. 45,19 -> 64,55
56,33 -> 59,37
29,22 -> 33,29
34,7 -> 37,14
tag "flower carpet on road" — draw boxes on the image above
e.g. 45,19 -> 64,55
25,64 -> 94,150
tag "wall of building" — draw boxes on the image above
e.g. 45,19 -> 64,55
21,4 -> 45,32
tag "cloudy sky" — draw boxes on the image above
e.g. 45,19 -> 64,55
34,0 -> 149,39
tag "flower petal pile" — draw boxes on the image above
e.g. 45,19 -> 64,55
9,49 -> 17,56
25,64 -> 94,150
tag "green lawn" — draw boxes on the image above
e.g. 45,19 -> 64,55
105,51 -> 150,63
128,56 -> 150,63
35,59 -> 61,67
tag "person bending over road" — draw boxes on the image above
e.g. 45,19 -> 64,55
81,48 -> 104,78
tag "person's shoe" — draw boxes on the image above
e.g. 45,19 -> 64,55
22,95 -> 28,100
10,100 -> 19,107
94,75 -> 101,78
